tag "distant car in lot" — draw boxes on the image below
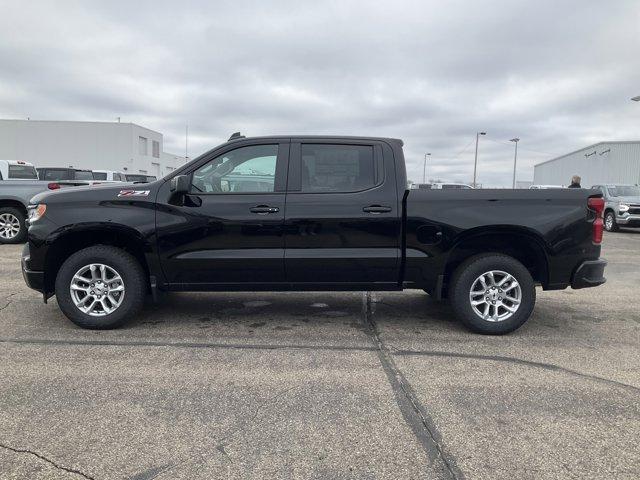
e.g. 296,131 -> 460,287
92,170 -> 127,182
0,160 -> 39,180
38,167 -> 96,182
592,184 -> 640,232
529,184 -> 565,189
125,174 -> 157,183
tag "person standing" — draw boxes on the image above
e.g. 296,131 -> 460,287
568,175 -> 582,188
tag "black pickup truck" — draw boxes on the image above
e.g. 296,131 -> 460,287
22,134 -> 607,334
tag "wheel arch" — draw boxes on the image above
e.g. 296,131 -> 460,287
0,199 -> 28,216
44,224 -> 152,293
443,227 -> 550,292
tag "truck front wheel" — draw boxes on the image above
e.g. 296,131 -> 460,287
449,254 -> 536,334
55,245 -> 146,329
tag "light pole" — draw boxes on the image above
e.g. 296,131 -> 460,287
472,132 -> 486,188
422,153 -> 431,184
510,138 -> 519,189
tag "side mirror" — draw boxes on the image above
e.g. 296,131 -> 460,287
170,175 -> 190,194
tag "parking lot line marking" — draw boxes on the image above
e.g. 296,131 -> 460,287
0,337 -> 377,353
361,292 -> 465,480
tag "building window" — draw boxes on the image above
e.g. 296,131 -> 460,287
139,136 -> 148,155
152,140 -> 160,158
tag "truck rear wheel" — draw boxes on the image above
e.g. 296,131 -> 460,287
449,254 -> 536,334
55,245 -> 146,329
0,207 -> 26,244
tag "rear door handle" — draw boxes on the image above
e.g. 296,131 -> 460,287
363,205 -> 392,214
250,205 -> 280,214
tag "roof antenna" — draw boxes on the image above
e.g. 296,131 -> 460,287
228,132 -> 245,141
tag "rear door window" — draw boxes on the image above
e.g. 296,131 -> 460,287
300,144 -> 380,193
8,165 -> 38,179
74,170 -> 94,180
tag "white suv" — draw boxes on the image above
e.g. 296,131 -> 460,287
0,160 -> 39,180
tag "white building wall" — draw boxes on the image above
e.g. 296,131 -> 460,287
534,142 -> 640,187
0,119 -> 184,176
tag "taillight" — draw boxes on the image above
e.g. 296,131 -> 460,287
47,182 -> 60,190
588,197 -> 604,244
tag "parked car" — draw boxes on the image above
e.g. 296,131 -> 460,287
592,184 -> 640,232
0,180 -> 62,243
529,184 -> 565,189
92,170 -> 127,182
125,174 -> 157,183
23,134 -> 606,334
37,167 -> 96,182
0,160 -> 39,180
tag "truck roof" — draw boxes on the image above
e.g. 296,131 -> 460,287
0,159 -> 33,166
226,135 -> 404,146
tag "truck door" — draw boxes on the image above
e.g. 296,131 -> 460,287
284,140 -> 400,286
155,141 -> 289,286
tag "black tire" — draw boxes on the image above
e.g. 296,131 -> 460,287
55,245 -> 146,329
0,207 -> 27,244
449,254 -> 536,335
604,211 -> 618,232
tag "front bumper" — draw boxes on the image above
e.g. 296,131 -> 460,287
571,258 -> 607,289
21,243 -> 45,293
616,213 -> 640,227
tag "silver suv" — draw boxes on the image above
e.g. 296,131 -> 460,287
592,184 -> 640,232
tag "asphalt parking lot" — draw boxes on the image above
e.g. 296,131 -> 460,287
0,234 -> 639,480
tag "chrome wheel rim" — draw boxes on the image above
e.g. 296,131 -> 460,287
0,213 -> 20,240
70,264 -> 125,316
605,214 -> 613,230
469,270 -> 521,322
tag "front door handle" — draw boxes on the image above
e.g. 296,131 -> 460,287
363,205 -> 392,214
250,205 -> 280,214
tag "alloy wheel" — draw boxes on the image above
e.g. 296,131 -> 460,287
469,270 -> 522,322
69,263 -> 125,316
0,213 -> 20,240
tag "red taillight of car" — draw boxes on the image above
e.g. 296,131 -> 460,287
588,196 -> 605,244
47,182 -> 60,190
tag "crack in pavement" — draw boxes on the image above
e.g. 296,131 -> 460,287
0,293 -> 17,312
214,386 -> 298,462
361,292 -> 465,480
394,350 -> 640,394
0,442 -> 95,479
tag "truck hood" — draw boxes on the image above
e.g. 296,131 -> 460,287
612,196 -> 640,204
30,181 -> 159,205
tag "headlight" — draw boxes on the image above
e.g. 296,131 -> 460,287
619,204 -> 630,213
28,204 -> 47,223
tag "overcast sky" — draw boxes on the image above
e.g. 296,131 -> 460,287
1,0 -> 639,186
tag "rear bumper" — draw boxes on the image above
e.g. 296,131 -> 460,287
571,258 -> 607,289
21,243 -> 45,293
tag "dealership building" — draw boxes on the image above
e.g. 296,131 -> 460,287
0,119 -> 186,178
534,141 -> 640,187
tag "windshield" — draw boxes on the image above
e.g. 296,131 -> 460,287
609,185 -> 640,197
8,165 -> 38,179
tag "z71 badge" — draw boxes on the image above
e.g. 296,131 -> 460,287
117,190 -> 150,197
